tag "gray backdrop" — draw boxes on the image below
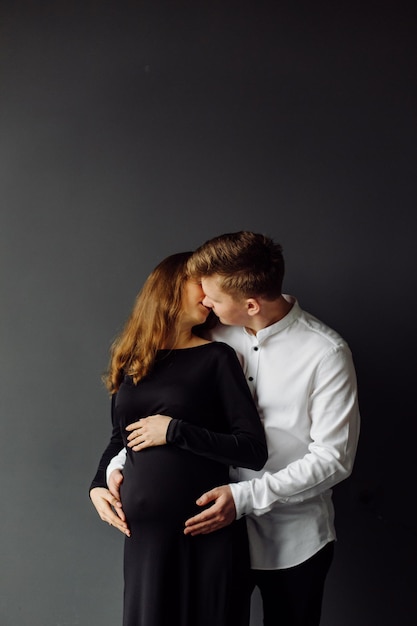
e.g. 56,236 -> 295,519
1,2 -> 416,625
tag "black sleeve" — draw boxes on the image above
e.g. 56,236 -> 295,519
166,345 -> 268,470
89,393 -> 124,492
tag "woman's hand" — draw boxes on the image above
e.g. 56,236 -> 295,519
89,487 -> 130,537
126,414 -> 172,451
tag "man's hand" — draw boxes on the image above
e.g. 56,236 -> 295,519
108,468 -> 124,500
184,485 -> 236,536
126,414 -> 172,451
89,487 -> 130,537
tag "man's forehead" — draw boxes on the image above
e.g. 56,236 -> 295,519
201,275 -> 225,294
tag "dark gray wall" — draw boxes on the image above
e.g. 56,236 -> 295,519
1,2 -> 416,624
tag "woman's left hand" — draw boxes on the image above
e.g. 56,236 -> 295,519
126,414 -> 172,451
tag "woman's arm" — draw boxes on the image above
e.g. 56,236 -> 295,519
126,345 -> 268,470
89,394 -> 124,491
89,394 -> 130,536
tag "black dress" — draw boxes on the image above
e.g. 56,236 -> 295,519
91,342 -> 267,626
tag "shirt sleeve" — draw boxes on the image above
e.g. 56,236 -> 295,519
230,344 -> 360,518
166,345 -> 268,470
89,394 -> 125,491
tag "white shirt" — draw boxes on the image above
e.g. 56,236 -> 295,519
106,296 -> 360,570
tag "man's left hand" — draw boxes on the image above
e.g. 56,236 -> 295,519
184,485 -> 236,535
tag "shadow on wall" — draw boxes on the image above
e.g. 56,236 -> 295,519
250,478 -> 417,626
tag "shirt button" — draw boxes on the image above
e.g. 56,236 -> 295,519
248,376 -> 254,381
253,346 -> 259,351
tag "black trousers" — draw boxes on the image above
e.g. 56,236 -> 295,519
250,541 -> 334,626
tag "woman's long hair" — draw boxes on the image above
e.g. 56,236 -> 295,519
105,252 -> 194,393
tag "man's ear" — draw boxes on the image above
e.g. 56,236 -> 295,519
246,298 -> 261,316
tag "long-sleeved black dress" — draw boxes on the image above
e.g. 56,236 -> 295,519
90,342 -> 267,626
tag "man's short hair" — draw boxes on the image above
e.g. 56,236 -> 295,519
188,231 -> 285,300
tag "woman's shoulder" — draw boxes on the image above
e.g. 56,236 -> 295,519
206,341 -> 239,360
174,340 -> 239,363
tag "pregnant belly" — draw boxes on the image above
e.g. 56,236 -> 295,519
120,447 -> 228,526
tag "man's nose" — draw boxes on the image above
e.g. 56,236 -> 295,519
202,296 -> 212,308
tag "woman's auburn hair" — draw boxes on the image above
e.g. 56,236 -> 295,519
104,252 -> 192,393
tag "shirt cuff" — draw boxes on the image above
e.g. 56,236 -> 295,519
229,481 -> 254,519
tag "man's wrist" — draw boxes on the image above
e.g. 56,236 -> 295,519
229,481 -> 253,519
106,463 -> 124,486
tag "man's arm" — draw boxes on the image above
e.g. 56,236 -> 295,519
231,346 -> 360,518
185,345 -> 360,534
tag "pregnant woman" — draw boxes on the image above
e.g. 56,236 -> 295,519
89,251 -> 267,626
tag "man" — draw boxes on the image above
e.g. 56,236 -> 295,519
91,231 -> 360,626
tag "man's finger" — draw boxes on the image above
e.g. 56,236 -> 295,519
184,522 -> 210,536
184,510 -> 210,527
195,489 -> 218,506
108,470 -> 124,499
184,505 -> 220,534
